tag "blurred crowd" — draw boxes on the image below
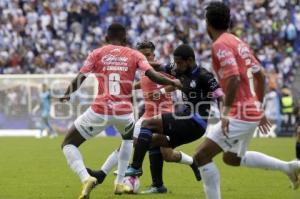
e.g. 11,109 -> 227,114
0,0 -> 299,82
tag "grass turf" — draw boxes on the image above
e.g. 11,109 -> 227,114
0,136 -> 299,199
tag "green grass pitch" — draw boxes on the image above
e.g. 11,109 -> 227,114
0,136 -> 299,199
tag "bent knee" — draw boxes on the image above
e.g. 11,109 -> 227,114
161,152 -> 174,162
194,149 -> 212,166
223,154 -> 241,166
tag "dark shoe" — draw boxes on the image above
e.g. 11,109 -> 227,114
190,161 -> 201,181
125,166 -> 143,177
86,168 -> 106,184
140,185 -> 168,194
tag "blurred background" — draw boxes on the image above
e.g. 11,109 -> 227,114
0,0 -> 299,137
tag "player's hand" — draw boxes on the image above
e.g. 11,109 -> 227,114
221,117 -> 230,138
59,95 -> 70,102
258,115 -> 271,134
147,91 -> 161,101
172,79 -> 183,89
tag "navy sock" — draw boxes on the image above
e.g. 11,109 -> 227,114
296,142 -> 300,160
132,128 -> 153,169
149,148 -> 164,187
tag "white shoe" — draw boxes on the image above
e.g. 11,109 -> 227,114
287,160 -> 300,190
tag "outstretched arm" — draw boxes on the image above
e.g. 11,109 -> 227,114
59,72 -> 87,102
145,69 -> 182,88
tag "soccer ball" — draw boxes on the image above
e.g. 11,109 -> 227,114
123,176 -> 140,194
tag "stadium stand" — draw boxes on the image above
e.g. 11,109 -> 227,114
0,0 -> 299,135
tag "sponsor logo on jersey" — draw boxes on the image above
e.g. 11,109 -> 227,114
101,54 -> 129,66
237,43 -> 251,59
216,49 -> 232,59
220,57 -> 237,67
190,80 -> 197,88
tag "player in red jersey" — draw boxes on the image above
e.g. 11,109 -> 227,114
193,2 -> 300,199
87,41 -> 201,194
59,23 -> 181,198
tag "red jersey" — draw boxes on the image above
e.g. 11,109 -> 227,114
211,33 -> 262,121
140,72 -> 173,119
80,44 -> 153,115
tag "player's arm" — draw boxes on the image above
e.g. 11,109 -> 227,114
222,75 -> 240,116
60,72 -> 87,102
145,69 -> 181,88
253,67 -> 265,104
136,51 -> 182,88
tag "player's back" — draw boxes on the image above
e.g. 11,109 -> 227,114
80,44 -> 152,115
140,72 -> 173,118
212,33 -> 261,121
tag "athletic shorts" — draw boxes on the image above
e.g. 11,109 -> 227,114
133,117 -> 143,139
162,113 -> 206,148
74,107 -> 135,140
206,118 -> 258,157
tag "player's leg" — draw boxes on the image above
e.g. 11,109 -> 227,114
194,138 -> 223,199
87,148 -> 120,184
112,114 -> 135,194
140,147 -> 167,194
296,126 -> 300,160
160,147 -> 201,181
61,108 -> 107,198
127,115 -> 167,175
221,119 -> 300,190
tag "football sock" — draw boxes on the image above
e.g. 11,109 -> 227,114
101,149 -> 119,174
199,162 -> 221,199
132,128 -> 153,169
116,140 -> 133,184
296,142 -> 300,160
179,151 -> 193,165
62,144 -> 90,183
241,151 -> 289,173
149,147 -> 164,187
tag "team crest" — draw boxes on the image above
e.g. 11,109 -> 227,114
190,80 -> 196,88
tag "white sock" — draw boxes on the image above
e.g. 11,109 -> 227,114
199,162 -> 221,199
179,151 -> 193,165
241,151 -> 290,173
116,140 -> 133,184
101,150 -> 119,174
62,144 -> 90,183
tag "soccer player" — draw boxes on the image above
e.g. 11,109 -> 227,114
87,41 -> 201,194
125,44 -> 224,181
59,23 -> 181,199
193,2 -> 300,199
39,83 -> 57,138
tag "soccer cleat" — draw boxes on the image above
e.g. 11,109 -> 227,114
86,168 -> 106,184
140,185 -> 168,194
114,183 -> 132,195
125,166 -> 143,177
286,160 -> 300,190
190,161 -> 202,181
78,176 -> 97,199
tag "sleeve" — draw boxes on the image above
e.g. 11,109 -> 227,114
135,51 -> 153,72
250,54 -> 262,74
80,51 -> 96,75
202,72 -> 224,99
212,43 -> 239,79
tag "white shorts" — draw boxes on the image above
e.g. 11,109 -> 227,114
206,118 -> 258,157
133,117 -> 144,138
74,107 -> 135,140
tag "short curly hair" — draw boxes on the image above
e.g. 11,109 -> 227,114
136,41 -> 155,51
205,1 -> 231,30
